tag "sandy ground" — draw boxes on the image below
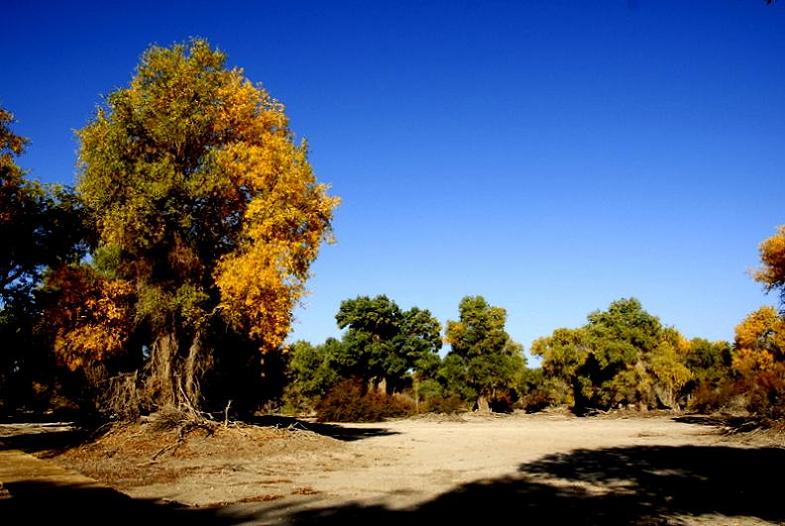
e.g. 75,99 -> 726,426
2,412 -> 784,525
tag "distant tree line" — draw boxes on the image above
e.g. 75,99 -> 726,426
284,294 -> 527,418
284,272 -> 785,423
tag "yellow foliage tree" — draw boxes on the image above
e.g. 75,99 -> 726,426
732,306 -> 785,420
47,266 -> 134,372
63,39 -> 338,412
754,225 -> 785,304
733,306 -> 785,373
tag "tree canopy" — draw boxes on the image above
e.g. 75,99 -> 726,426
333,295 -> 442,392
755,225 -> 785,307
53,39 -> 339,413
443,295 -> 525,411
0,107 -> 89,412
0,108 -> 87,304
732,305 -> 785,420
532,298 -> 692,412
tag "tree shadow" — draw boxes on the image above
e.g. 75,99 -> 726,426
0,423 -> 87,454
3,443 -> 783,524
249,414 -> 399,441
281,445 -> 785,525
0,478 -> 264,526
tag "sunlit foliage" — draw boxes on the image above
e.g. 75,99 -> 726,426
754,226 -> 785,306
333,295 -> 442,392
533,298 -> 693,412
46,266 -> 134,371
283,296 -> 442,413
443,296 -> 526,411
62,39 -> 338,411
283,339 -> 341,411
732,306 -> 785,420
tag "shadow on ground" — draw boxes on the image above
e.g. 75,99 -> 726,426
249,414 -> 398,441
673,414 -> 767,433
0,479 -> 269,526
3,444 -> 783,525
0,424 -> 86,454
282,445 -> 785,525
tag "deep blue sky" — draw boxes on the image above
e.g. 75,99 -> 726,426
3,1 -> 784,358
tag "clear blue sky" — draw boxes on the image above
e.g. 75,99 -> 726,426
3,1 -> 784,359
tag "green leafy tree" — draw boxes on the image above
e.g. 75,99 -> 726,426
575,298 -> 662,409
686,338 -> 732,377
683,337 -> 733,412
531,327 -> 591,406
437,352 -> 477,402
444,295 -> 526,412
334,295 -> 441,392
534,298 -> 692,412
283,338 -> 341,410
58,39 -> 338,414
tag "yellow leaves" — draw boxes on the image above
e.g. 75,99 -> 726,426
732,305 -> 785,380
74,38 -> 339,362
213,74 -> 287,140
211,140 -> 338,351
48,266 -> 134,371
214,243 -> 299,352
650,339 -> 692,390
734,305 -> 785,352
733,347 -> 775,376
754,225 -> 785,291
211,95 -> 338,351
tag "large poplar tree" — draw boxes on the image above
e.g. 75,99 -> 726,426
55,39 -> 339,413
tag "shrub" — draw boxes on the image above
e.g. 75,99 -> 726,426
518,388 -> 553,413
415,378 -> 443,402
742,364 -> 785,422
422,394 -> 466,414
687,381 -> 738,414
315,379 -> 415,422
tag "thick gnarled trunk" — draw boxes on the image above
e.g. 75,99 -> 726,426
141,330 -> 211,412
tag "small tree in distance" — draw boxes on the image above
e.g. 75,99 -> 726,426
334,295 -> 442,393
444,295 -> 526,412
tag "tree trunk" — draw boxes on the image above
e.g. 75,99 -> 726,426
145,331 -> 178,409
476,394 -> 490,413
183,330 -> 211,408
141,330 -> 211,413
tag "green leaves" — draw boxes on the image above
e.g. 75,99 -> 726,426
534,298 -> 700,411
444,295 -> 526,403
76,38 -> 338,359
333,295 -> 442,390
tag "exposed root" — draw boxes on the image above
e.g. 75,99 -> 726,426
144,407 -> 218,460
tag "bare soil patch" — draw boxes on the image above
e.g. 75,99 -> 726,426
48,418 -> 347,507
